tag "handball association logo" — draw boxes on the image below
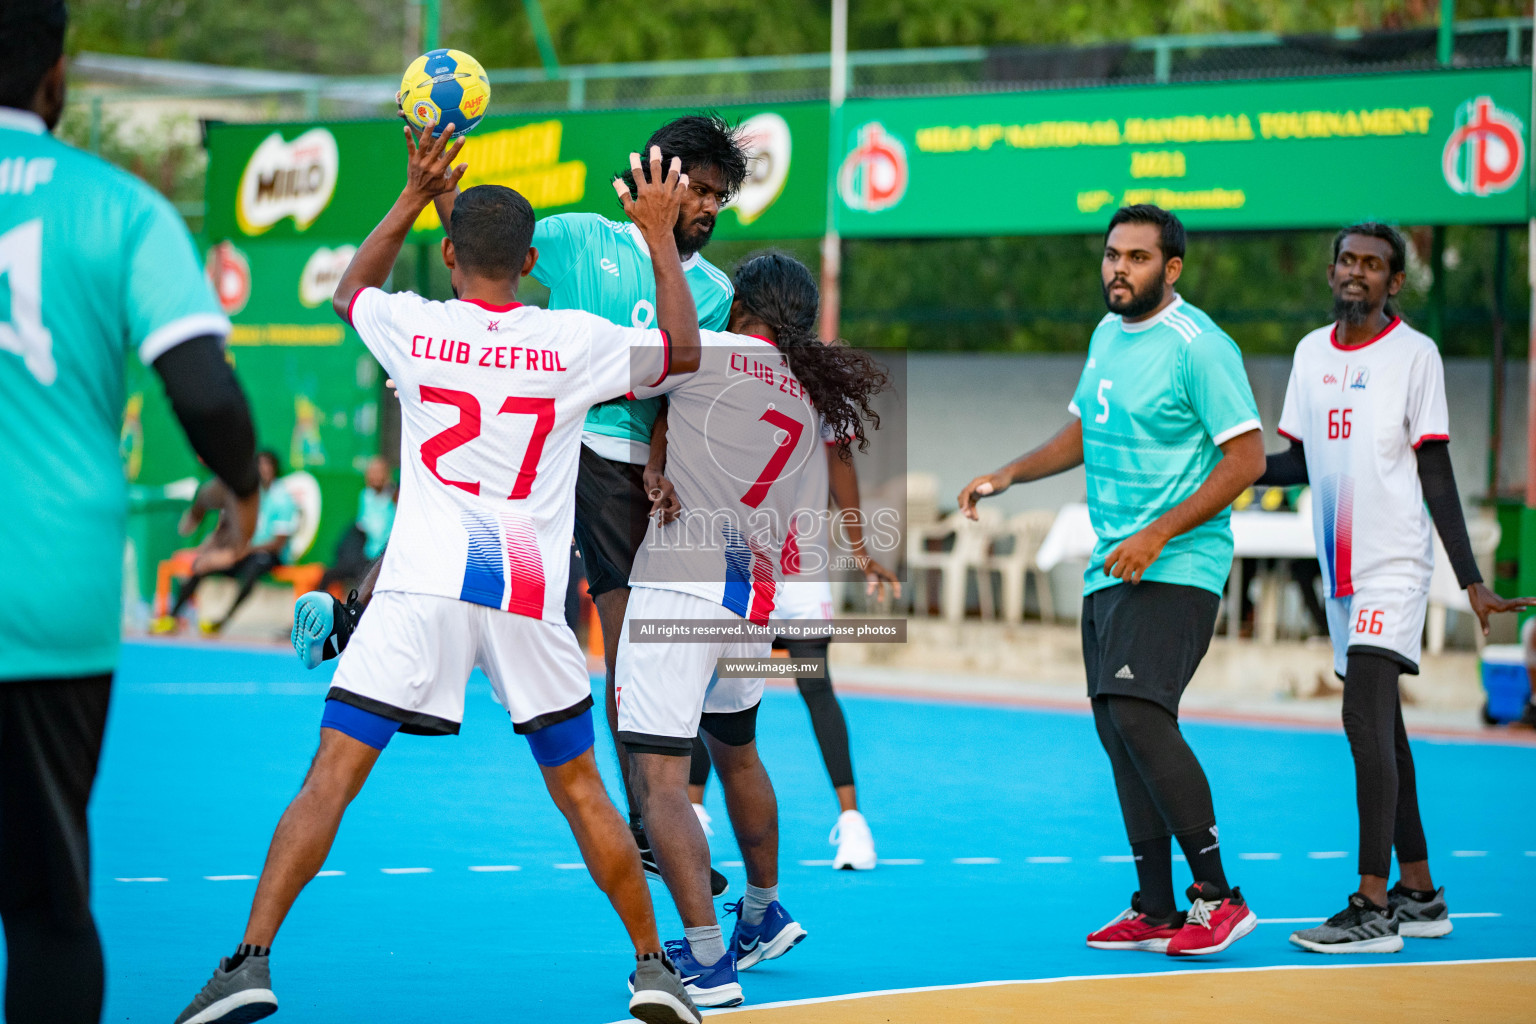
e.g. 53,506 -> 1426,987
838,122 -> 908,213
1442,95 -> 1525,197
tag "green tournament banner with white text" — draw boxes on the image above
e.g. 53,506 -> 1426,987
204,101 -> 830,245
834,67 -> 1532,236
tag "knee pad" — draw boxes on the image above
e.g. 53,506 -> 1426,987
320,698 -> 401,750
526,708 -> 595,767
699,702 -> 760,747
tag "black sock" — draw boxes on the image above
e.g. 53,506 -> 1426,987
227,943 -> 269,970
1391,882 -> 1436,902
1175,824 -> 1229,895
1131,837 -> 1176,918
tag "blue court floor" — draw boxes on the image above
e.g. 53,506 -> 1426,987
26,641 -> 1536,1021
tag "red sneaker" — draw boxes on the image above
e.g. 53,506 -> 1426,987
1087,893 -> 1187,952
1166,883 -> 1257,956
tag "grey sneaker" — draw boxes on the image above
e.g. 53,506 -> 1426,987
628,955 -> 702,1024
174,954 -> 277,1024
1290,893 -> 1404,954
1389,884 -> 1453,938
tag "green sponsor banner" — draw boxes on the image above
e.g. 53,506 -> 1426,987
835,67 -> 1531,236
205,102 -> 829,244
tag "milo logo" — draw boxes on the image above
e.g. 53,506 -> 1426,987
237,128 -> 339,235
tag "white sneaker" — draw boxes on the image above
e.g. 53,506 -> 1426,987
692,802 -> 714,837
829,809 -> 876,870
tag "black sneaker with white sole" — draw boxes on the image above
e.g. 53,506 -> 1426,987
633,824 -> 729,898
174,953 -> 277,1024
1388,883 -> 1453,938
1289,892 -> 1403,954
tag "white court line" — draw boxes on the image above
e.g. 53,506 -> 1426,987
1026,856 -> 1071,864
554,863 -> 587,870
1239,853 -> 1282,860
799,859 -> 835,866
115,877 -> 168,883
1452,851 -> 1488,857
204,874 -> 257,881
878,858 -> 925,865
468,865 -> 520,872
1258,917 -> 1324,924
1451,912 -> 1502,919
1307,851 -> 1349,859
316,870 -> 345,877
1100,855 -> 1135,863
1173,854 -> 1187,862
953,857 -> 1001,865
720,861 -> 744,867
380,867 -> 432,874
1526,851 -> 1536,857
615,957 -> 1536,1022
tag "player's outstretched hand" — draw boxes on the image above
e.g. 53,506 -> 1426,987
613,146 -> 687,247
644,466 -> 681,524
861,556 -> 902,601
1467,582 -> 1536,636
402,124 -> 467,203
1103,525 -> 1168,585
957,472 -> 1010,520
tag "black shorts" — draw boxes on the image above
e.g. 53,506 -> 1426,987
572,444 -> 651,598
1080,580 -> 1221,716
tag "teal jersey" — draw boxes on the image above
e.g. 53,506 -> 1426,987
356,487 -> 396,560
0,108 -> 229,680
252,484 -> 300,552
1070,296 -> 1261,598
531,213 -> 733,455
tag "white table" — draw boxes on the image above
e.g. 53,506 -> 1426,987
1036,503 -> 1319,643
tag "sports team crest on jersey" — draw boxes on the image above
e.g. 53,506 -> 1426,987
721,522 -> 776,624
1349,367 -> 1370,390
459,508 -> 545,616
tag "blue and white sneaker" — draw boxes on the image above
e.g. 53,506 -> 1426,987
728,899 -> 807,970
628,939 -> 742,1008
291,590 -> 361,669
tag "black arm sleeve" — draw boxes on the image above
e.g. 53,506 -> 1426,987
152,335 -> 260,498
1415,440 -> 1482,589
1258,440 -> 1309,487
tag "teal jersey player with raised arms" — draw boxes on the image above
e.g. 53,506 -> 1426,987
0,4 -> 260,1020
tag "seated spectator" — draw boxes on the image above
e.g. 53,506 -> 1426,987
156,450 -> 297,634
319,456 -> 396,594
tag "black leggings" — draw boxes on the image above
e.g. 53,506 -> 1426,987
171,550 -> 282,625
1092,694 -> 1218,843
690,639 -> 854,791
1342,652 -> 1429,878
0,675 -> 112,1024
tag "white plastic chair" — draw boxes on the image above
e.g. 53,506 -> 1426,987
979,509 -> 1058,623
279,470 -> 323,563
907,507 -> 998,622
1425,513 -> 1501,655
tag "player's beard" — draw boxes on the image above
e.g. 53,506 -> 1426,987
675,216 -> 715,258
1101,273 -> 1165,319
1332,294 -> 1374,326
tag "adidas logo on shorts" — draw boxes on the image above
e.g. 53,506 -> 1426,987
1115,665 -> 1135,680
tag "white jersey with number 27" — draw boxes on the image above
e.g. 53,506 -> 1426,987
1277,317 -> 1450,598
347,287 -> 668,622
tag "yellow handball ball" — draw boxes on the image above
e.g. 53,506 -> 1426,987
397,48 -> 491,139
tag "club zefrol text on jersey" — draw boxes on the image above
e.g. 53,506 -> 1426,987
409,335 -> 571,372
730,351 -> 806,401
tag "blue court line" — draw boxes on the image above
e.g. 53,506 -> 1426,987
12,641 -> 1532,1023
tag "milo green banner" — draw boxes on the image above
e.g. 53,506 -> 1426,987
205,102 -> 830,243
834,67 -> 1532,236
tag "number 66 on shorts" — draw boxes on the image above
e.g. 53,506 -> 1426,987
1323,583 -> 1430,679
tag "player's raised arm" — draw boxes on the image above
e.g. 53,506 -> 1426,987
612,146 -> 701,374
958,419 -> 1085,520
333,124 -> 467,321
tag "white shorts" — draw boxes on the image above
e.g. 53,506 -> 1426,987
1324,578 -> 1429,679
330,590 -> 592,735
774,578 -> 834,634
616,586 -> 769,753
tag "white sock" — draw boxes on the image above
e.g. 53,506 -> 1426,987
742,883 -> 777,926
684,924 -> 725,966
